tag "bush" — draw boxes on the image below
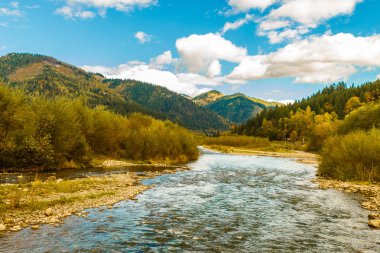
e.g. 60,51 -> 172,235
319,129 -> 380,182
0,85 -> 199,170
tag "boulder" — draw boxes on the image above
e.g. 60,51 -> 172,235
0,224 -> 6,231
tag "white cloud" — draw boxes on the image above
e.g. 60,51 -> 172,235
255,0 -> 362,44
220,14 -> 254,35
150,50 -> 175,68
229,33 -> 380,84
264,27 -> 310,44
55,6 -> 95,19
0,45 -> 7,51
57,0 -> 157,19
269,0 -> 362,25
83,63 -> 214,96
134,31 -> 152,44
259,20 -> 290,31
0,7 -> 22,16
266,99 -> 295,105
228,0 -> 278,12
64,0 -> 157,11
176,33 -> 247,74
207,60 -> 222,77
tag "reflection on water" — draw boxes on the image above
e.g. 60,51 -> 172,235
1,151 -> 379,252
0,165 -> 178,185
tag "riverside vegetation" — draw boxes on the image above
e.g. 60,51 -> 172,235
0,85 -> 198,171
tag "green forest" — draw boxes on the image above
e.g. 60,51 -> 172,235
0,85 -> 198,171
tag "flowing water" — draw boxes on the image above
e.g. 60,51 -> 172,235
1,150 -> 379,252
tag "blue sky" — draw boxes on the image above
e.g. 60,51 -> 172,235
1,0 -> 380,102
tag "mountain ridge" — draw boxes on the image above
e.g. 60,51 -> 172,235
0,53 -> 229,132
193,90 -> 283,124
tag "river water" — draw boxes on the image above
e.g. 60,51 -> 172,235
1,150 -> 379,252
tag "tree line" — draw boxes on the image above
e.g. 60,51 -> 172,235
232,80 -> 380,182
0,84 -> 199,171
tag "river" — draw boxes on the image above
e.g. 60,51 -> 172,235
1,149 -> 379,252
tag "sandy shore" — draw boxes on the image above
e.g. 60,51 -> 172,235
0,167 -> 187,234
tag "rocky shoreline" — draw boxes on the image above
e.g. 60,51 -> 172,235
315,178 -> 380,228
0,167 -> 187,234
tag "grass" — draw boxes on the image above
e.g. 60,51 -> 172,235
201,135 -> 307,153
0,176 -> 119,213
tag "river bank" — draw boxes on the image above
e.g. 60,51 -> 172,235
0,164 -> 188,234
315,178 -> 380,228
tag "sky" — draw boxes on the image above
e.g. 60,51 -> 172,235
1,0 -> 380,102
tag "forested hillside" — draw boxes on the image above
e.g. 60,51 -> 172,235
235,82 -> 380,140
233,81 -> 380,181
0,53 -> 228,132
193,91 -> 281,124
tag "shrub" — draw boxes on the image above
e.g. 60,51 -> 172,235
319,129 -> 380,182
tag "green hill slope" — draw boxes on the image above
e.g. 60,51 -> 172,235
193,90 -> 282,124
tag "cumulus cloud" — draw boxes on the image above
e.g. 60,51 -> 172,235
81,50 -> 230,96
269,0 -> 362,26
228,0 -> 278,12
176,33 -> 247,74
229,33 -> 380,84
56,0 -> 157,19
255,0 -> 362,44
150,50 -> 175,68
83,63 -> 215,96
134,31 -> 152,44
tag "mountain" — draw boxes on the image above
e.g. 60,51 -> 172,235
193,90 -> 282,124
0,53 -> 228,132
192,90 -> 225,106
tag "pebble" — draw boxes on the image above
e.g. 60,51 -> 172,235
10,225 -> 21,232
368,219 -> 380,229
31,225 -> 40,230
44,208 -> 53,216
369,213 -> 380,220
